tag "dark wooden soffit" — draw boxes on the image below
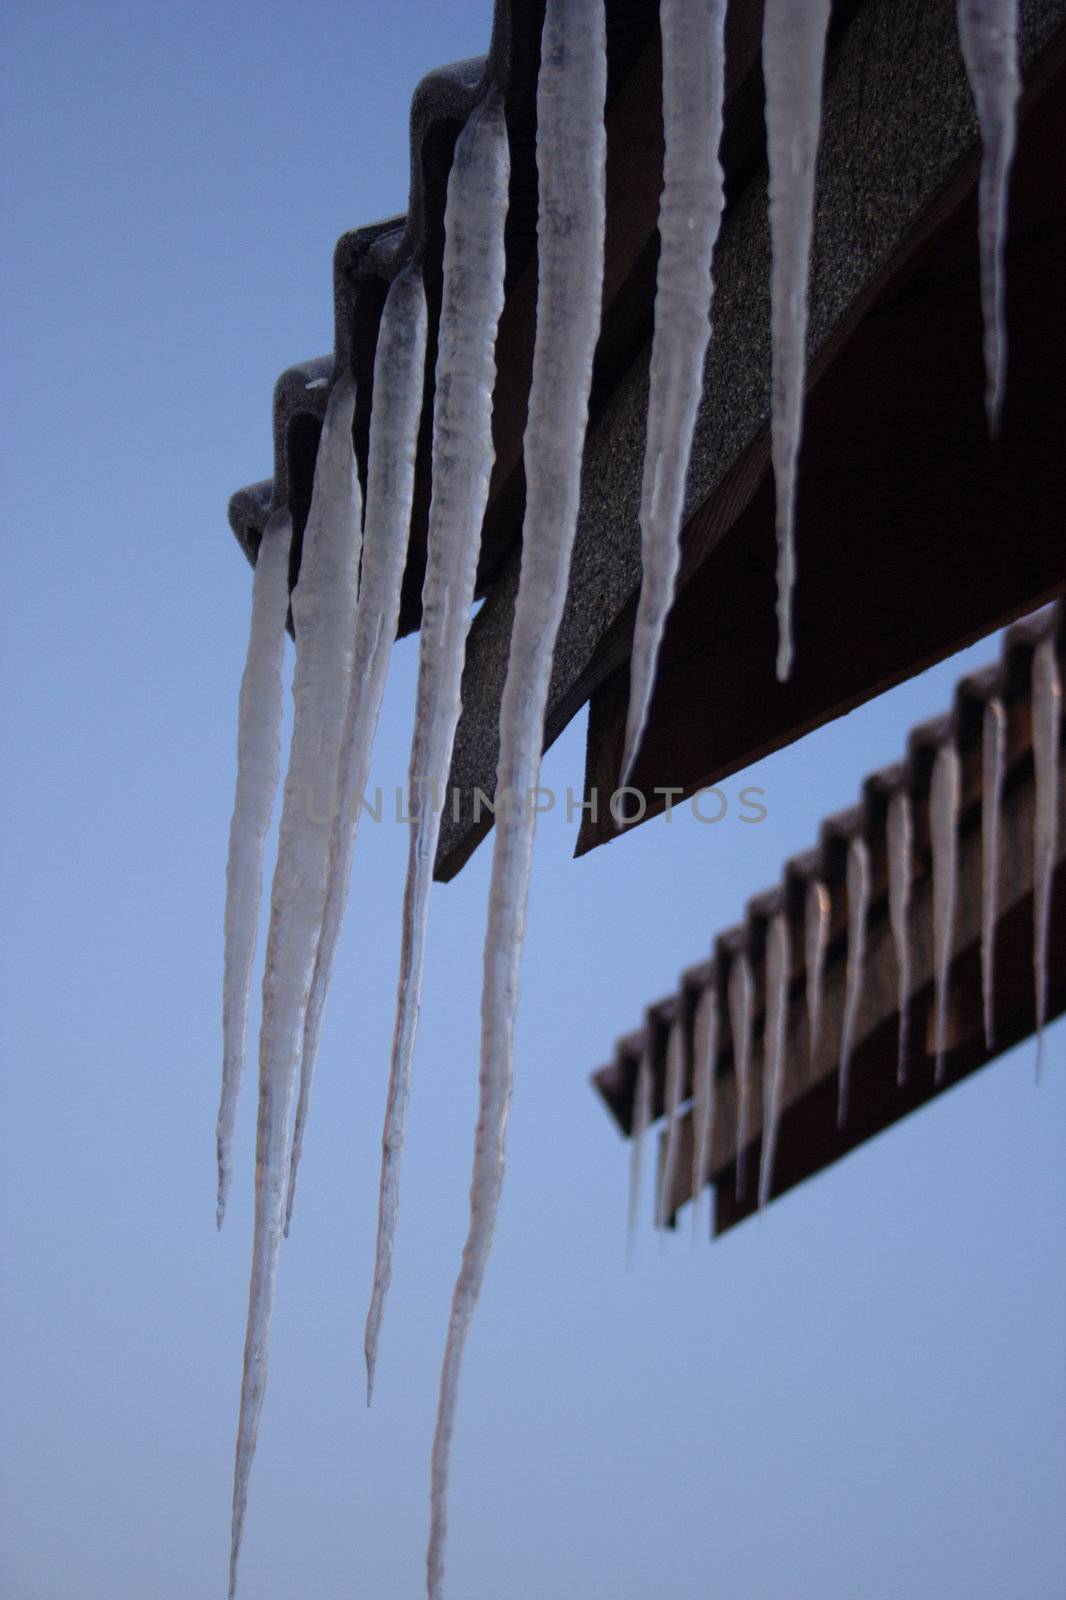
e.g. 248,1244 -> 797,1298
577,48 -> 1066,856
434,0 -> 1066,880
591,605 -> 1064,1239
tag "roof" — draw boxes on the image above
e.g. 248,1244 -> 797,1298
591,602 -> 1065,1237
227,0 -> 1066,882
229,0 -> 666,613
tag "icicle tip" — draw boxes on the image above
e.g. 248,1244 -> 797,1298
618,738 -> 640,796
986,391 -> 1003,441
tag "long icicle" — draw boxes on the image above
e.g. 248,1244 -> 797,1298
956,0 -> 1020,434
728,951 -> 754,1201
1031,632 -> 1061,1078
229,375 -> 362,1599
762,0 -> 831,680
285,266 -> 428,1241
218,507 -> 293,1228
886,789 -> 913,1085
804,878 -> 830,1075
619,0 -> 727,782
981,697 -> 1006,1049
690,980 -> 719,1242
657,1017 -> 685,1230
838,836 -> 869,1128
758,911 -> 790,1211
366,95 -> 510,1406
426,11 -> 606,1593
930,742 -> 961,1085
627,1044 -> 654,1258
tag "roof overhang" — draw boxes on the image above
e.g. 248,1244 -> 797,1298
226,0 -> 1066,882
592,605 -> 1065,1236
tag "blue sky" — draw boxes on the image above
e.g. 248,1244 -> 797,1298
2,4 -> 1063,1598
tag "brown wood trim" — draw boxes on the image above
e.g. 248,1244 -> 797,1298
577,50 -> 1066,853
435,2 -> 1066,881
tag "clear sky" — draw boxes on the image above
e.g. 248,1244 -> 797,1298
2,4 -> 1063,1599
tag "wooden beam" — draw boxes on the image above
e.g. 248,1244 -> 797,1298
644,658 -> 1066,1232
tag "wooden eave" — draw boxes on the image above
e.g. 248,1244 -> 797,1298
591,604 -> 1065,1237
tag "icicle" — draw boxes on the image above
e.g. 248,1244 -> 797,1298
981,697 -> 1006,1049
217,507 -> 293,1229
758,911 -> 790,1211
657,1017 -> 685,1229
728,951 -> 754,1201
804,878 -> 830,1074
762,0 -> 831,681
627,1045 -> 654,1256
427,11 -> 606,1593
619,0 -> 727,783
930,742 -> 961,1085
886,789 -> 913,1085
838,836 -> 869,1128
1031,634 -> 1061,1077
365,97 -> 510,1405
229,375 -> 362,1599
285,266 -> 428,1240
689,981 -> 719,1242
956,0 -> 1020,433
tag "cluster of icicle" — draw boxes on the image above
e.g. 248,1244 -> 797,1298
627,617 -> 1061,1238
218,0 -> 1029,1593
621,0 -> 1020,760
